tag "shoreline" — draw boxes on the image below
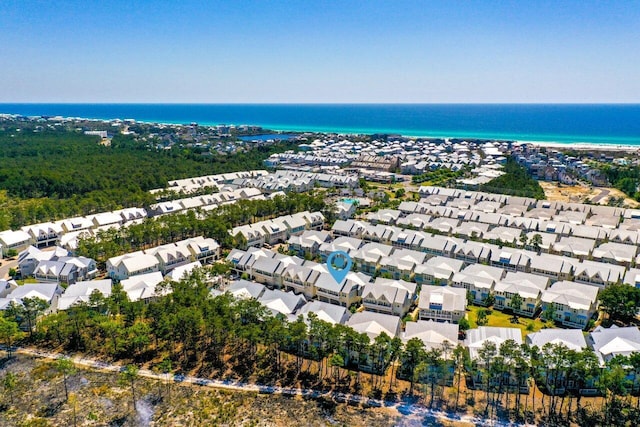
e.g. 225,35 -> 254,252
3,111 -> 640,150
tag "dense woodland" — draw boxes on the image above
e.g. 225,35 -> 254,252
0,128 -> 297,229
599,163 -> 640,201
479,157 -> 546,199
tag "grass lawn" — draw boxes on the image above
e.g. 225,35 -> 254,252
466,305 -> 552,336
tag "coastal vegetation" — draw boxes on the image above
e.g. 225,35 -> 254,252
411,168 -> 465,186
1,355 -> 400,426
0,128 -> 297,230
479,157 -> 546,199
598,163 -> 640,201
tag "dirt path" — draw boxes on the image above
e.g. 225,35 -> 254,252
12,346 -> 534,427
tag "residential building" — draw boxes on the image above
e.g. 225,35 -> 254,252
106,251 -> 161,280
493,272 -> 550,317
418,285 -> 467,323
120,271 -> 167,302
57,279 -> 112,311
315,271 -> 369,308
403,320 -> 459,351
541,281 -> 599,329
0,230 -> 33,256
452,264 -> 505,305
347,311 -> 402,340
465,326 -> 527,392
297,300 -> 350,325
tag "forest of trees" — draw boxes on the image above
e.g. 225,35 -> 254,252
599,163 -> 640,201
479,157 -> 546,199
2,271 -> 640,425
0,128 -> 297,230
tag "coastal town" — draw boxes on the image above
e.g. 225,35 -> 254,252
2,1 -> 638,425
1,114 -> 640,425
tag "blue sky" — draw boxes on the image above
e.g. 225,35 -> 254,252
1,0 -> 638,103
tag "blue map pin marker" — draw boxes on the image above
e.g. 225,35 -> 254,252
326,251 -> 352,284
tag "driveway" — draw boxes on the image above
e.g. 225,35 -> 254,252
591,188 -> 610,203
0,257 -> 18,280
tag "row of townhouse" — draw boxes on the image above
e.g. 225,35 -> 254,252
233,170 -> 359,193
232,240 -> 472,324
224,278 -> 405,372
0,186 -> 266,257
403,186 -> 640,240
416,185 -> 635,218
106,236 -> 220,280
224,280 -> 453,347
309,227 -> 610,328
227,247 -> 370,308
403,194 -> 631,223
332,219 -> 629,288
0,207 -> 148,256
149,187 -> 264,216
2,260 -> 207,317
385,203 -> 639,254
464,324 -> 640,394
450,264 -> 600,327
221,276 -> 640,397
158,170 -> 270,194
223,279 -> 350,324
230,211 -> 325,249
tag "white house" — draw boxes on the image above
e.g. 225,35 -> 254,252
57,279 -> 112,310
452,264 -> 505,305
107,251 -> 161,280
347,311 -> 402,340
120,271 -> 167,302
403,320 -> 459,351
418,285 -> 467,323
541,281 -> 599,329
493,272 -> 550,317
0,230 -> 33,256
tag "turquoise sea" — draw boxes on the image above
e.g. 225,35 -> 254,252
1,104 -> 639,145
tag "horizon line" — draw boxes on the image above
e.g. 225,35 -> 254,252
1,102 -> 639,106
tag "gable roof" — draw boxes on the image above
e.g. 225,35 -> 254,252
589,325 -> 640,364
418,285 -> 466,312
7,282 -> 59,303
347,311 -> 401,340
57,279 -> 112,310
297,300 -> 350,325
258,288 -> 306,316
403,320 -> 459,351
227,280 -> 266,300
120,271 -> 166,301
465,326 -> 523,360
526,328 -> 587,352
541,280 -> 599,310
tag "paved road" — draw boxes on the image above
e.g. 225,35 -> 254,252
591,188 -> 610,203
8,346 -> 533,427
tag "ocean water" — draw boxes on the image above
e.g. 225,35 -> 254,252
1,104 -> 639,145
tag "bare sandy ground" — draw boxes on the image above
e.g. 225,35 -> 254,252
539,181 -> 639,208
